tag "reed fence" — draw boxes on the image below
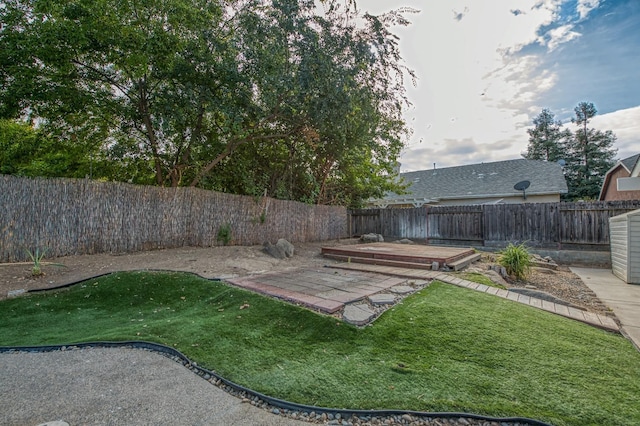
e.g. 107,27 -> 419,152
0,175 -> 347,262
350,200 -> 640,250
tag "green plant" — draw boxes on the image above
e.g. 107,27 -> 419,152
25,248 -> 47,276
498,242 -> 532,280
216,223 -> 232,246
259,210 -> 266,224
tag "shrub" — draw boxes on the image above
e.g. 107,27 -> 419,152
498,243 -> 531,280
216,223 -> 232,246
25,247 -> 47,276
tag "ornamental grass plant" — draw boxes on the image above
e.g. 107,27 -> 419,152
498,243 -> 532,280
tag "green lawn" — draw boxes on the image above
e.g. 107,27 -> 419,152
1,271 -> 639,426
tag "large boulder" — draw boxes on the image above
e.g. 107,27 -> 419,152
263,241 -> 286,259
263,239 -> 295,259
360,233 -> 384,243
276,238 -> 294,258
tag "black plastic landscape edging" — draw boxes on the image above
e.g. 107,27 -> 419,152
0,341 -> 554,426
26,270 -> 223,294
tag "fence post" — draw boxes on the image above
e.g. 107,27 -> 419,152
557,204 -> 562,250
425,205 -> 429,245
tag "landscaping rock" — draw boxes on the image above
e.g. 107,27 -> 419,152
7,289 -> 26,298
262,242 -> 286,259
393,239 -> 415,244
343,303 -> 376,325
276,239 -> 294,258
489,265 -> 507,277
368,294 -> 395,305
482,269 -> 508,287
531,254 -> 558,270
359,233 -> 384,243
389,285 -> 414,295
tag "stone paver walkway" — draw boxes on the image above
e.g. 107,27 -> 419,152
227,263 -> 619,332
227,268 -> 406,313
328,263 -> 620,332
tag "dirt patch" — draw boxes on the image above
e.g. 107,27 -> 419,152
0,241 -> 350,300
0,242 -> 612,319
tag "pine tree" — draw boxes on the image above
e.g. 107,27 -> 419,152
523,108 -> 571,162
564,102 -> 617,200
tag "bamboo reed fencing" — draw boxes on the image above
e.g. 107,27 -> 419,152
0,175 -> 347,262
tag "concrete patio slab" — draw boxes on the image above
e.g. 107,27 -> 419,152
572,267 -> 640,350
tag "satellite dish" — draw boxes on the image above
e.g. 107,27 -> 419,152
557,159 -> 566,167
514,180 -> 530,200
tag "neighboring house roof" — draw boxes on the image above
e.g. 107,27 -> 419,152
599,153 -> 640,200
621,154 -> 640,175
377,159 -> 568,206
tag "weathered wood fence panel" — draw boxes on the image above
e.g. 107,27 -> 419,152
557,202 -> 640,247
349,200 -> 640,249
350,208 -> 428,239
426,206 -> 483,243
483,203 -> 561,247
0,175 -> 347,262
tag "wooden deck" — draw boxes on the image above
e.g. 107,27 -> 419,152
321,243 -> 476,269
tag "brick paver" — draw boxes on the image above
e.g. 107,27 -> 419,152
229,263 -> 619,332
227,268 -> 406,314
325,264 -> 620,333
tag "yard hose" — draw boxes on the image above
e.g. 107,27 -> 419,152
1,341 -> 554,426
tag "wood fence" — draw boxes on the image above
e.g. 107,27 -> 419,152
0,175 -> 347,262
350,200 -> 640,250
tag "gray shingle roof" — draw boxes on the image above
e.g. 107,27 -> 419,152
384,159 -> 568,202
620,154 -> 640,173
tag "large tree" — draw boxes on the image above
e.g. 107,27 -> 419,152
0,0 -> 412,207
523,108 -> 571,162
564,102 -> 617,200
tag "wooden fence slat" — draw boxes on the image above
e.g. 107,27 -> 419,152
350,200 -> 640,249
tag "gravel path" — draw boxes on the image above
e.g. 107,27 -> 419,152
0,347 -> 306,426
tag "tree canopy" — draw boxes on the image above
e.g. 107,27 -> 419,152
523,102 -> 617,200
523,108 -> 571,163
0,0 -> 414,207
564,102 -> 617,200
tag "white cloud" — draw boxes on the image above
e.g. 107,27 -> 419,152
577,0 -> 601,20
545,24 -> 582,51
358,0 -> 634,172
589,106 -> 640,160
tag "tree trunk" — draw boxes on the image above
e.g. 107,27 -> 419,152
138,79 -> 164,186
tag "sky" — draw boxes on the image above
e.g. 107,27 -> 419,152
358,0 -> 640,172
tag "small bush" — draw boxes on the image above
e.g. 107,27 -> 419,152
25,247 -> 47,276
216,223 -> 232,246
498,243 -> 531,280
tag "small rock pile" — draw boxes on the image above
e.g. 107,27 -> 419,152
529,254 -> 558,270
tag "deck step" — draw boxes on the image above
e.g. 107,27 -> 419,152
323,254 -> 435,270
447,253 -> 482,271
